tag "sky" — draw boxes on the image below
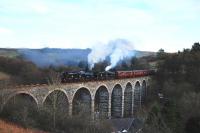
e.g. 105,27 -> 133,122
0,0 -> 200,52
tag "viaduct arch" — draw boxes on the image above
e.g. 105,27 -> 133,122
0,93 -> 38,124
0,77 -> 150,119
94,85 -> 109,118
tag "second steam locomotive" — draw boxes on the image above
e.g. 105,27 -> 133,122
61,69 -> 155,83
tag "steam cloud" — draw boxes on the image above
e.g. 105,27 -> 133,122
88,39 -> 135,71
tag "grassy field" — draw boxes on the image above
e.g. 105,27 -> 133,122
0,119 -> 47,133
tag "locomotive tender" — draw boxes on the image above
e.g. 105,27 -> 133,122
61,69 -> 155,83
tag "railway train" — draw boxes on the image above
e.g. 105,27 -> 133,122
61,69 -> 155,83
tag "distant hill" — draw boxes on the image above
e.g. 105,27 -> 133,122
0,48 -> 20,58
0,48 -> 156,67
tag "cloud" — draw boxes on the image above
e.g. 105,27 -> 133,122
0,0 -> 49,15
0,0 -> 199,51
0,27 -> 13,34
31,2 -> 49,14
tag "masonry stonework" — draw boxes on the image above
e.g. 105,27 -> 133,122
0,76 -> 150,118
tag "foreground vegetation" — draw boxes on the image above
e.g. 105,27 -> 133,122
139,42 -> 200,133
0,119 -> 46,133
1,100 -> 112,133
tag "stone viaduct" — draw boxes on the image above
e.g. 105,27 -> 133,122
0,76 -> 150,119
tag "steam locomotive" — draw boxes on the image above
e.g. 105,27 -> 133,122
61,69 -> 155,83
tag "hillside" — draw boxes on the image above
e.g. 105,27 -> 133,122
0,72 -> 10,80
0,48 -> 156,67
0,48 -> 20,58
0,119 -> 47,133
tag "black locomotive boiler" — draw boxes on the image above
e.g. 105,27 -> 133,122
61,69 -> 155,83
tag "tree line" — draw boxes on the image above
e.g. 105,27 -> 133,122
0,53 -> 152,87
140,42 -> 200,133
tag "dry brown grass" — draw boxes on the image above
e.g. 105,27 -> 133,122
0,72 -> 10,80
0,119 -> 47,133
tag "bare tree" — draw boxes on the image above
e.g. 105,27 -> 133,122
40,71 -> 112,133
42,71 -> 69,130
0,80 -> 9,113
141,112 -> 172,133
134,102 -> 172,133
48,72 -> 60,129
179,92 -> 200,124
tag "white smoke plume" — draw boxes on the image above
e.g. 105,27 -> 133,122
88,39 -> 135,71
